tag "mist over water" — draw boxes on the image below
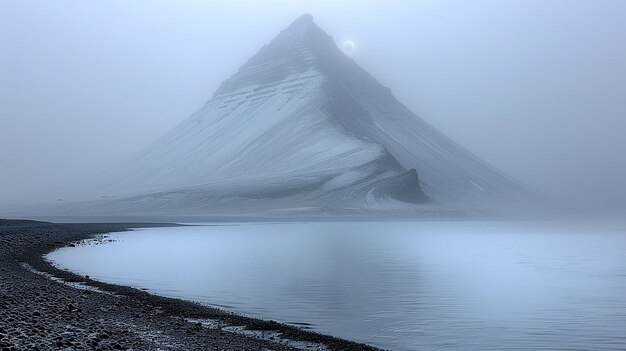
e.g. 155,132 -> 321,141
48,221 -> 626,351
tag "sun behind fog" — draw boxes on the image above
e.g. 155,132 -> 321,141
342,40 -> 355,52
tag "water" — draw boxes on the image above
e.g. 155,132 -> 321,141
47,221 -> 626,350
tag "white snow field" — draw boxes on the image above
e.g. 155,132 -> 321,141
23,14 -> 535,217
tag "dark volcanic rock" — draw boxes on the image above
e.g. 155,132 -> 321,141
372,168 -> 429,204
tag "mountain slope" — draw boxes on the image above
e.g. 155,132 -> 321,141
21,14 -> 533,217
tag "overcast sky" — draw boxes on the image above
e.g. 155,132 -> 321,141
1,0 -> 625,212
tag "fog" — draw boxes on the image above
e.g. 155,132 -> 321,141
1,0 -> 625,213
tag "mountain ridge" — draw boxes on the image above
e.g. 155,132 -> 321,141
7,14 -> 535,217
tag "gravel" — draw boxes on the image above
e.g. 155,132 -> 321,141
0,219 -> 382,351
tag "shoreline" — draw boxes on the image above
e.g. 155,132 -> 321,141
0,219 -> 381,351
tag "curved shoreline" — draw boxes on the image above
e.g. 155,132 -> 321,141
0,219 -> 382,351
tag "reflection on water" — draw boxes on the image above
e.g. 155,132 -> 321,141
47,221 -> 626,350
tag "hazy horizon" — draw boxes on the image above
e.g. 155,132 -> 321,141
2,1 -> 625,214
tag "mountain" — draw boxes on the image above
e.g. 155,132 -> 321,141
15,14 -> 534,217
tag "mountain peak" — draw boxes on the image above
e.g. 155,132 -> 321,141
289,13 -> 315,29
277,13 -> 321,40
213,14 -> 339,97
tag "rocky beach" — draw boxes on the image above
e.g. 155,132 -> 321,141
0,219 -> 380,351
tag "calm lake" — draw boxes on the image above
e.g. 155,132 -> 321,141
47,221 -> 626,351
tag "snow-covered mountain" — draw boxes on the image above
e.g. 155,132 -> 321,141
21,14 -> 534,217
